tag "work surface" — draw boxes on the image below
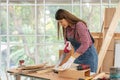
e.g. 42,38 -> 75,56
7,68 -> 74,80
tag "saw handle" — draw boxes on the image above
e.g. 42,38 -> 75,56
64,41 -> 71,53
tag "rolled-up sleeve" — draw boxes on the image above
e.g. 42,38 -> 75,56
75,22 -> 92,54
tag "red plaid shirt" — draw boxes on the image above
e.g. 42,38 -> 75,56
65,22 -> 93,54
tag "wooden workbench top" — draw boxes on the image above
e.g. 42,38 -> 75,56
7,68 -> 74,80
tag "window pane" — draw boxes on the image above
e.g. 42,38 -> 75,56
10,45 -> 35,67
73,0 -> 80,4
37,0 -> 44,4
115,21 -> 120,33
8,6 -> 35,35
1,44 -> 7,68
9,0 -> 35,4
0,6 -> 7,35
45,0 -> 72,4
37,36 -> 45,43
0,0 -> 120,80
111,0 -> 120,3
44,5 -> 71,43
9,36 -> 36,44
73,6 -> 81,18
82,5 -> 101,32
1,36 -> 7,42
38,43 -> 63,65
45,35 -> 58,43
37,6 -> 45,35
0,44 -> 7,80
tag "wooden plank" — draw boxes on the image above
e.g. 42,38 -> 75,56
103,8 -> 115,46
108,38 -> 115,50
94,38 -> 99,50
91,33 -> 120,39
58,69 -> 90,79
7,68 -> 73,80
104,8 -> 116,29
37,68 -> 53,74
97,3 -> 120,73
93,72 -> 109,79
114,33 -> 120,39
28,72 -> 73,80
18,63 -> 46,70
102,51 -> 114,72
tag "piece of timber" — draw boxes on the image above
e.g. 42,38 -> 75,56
93,72 -> 110,79
58,68 -> 90,79
18,63 -> 47,70
37,68 -> 53,74
18,65 -> 54,74
7,68 -> 74,80
97,2 -> 120,73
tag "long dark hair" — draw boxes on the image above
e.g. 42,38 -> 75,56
55,9 -> 87,39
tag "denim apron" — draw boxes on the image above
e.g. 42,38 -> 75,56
66,26 -> 98,72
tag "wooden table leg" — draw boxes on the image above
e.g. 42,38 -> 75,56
14,74 -> 21,80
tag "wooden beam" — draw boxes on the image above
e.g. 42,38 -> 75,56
101,8 -> 115,72
91,33 -> 120,39
103,8 -> 116,38
97,3 -> 120,73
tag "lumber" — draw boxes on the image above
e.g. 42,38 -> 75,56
101,8 -> 115,72
18,63 -> 47,70
97,2 -> 120,73
93,72 -> 109,79
37,68 -> 53,74
58,69 -> 90,79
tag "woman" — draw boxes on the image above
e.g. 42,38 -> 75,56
55,9 -> 98,72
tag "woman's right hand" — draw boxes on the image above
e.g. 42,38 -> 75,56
63,41 -> 71,53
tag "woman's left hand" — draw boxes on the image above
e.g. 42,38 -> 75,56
61,52 -> 81,70
61,56 -> 75,70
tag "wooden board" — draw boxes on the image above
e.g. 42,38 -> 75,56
7,68 -> 74,80
97,2 -> 120,73
93,72 -> 110,79
18,63 -> 47,70
37,68 -> 53,74
58,69 -> 90,79
91,33 -> 120,39
103,8 -> 116,39
104,8 -> 116,29
102,51 -> 114,72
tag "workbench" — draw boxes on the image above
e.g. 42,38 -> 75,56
7,68 -> 74,80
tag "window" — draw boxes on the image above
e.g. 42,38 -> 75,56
0,0 -> 119,79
